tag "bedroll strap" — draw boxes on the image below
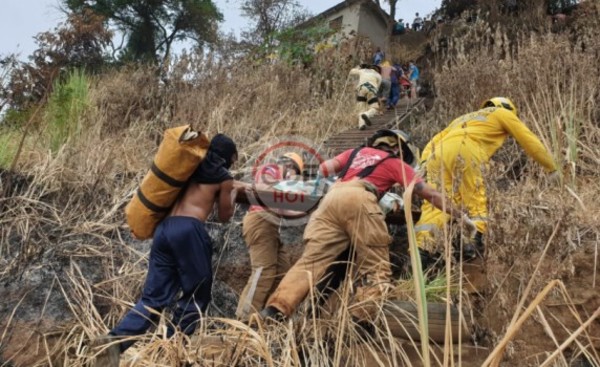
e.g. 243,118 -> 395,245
151,162 -> 187,188
137,188 -> 171,213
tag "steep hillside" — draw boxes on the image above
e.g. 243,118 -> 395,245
1,3 -> 599,366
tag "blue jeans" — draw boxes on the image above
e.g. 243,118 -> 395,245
388,83 -> 400,108
111,216 -> 213,351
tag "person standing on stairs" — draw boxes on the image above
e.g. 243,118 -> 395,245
407,61 -> 420,101
378,61 -> 394,111
387,62 -> 402,110
349,64 -> 382,130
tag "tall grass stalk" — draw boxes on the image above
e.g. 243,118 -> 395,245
403,180 -> 431,366
46,69 -> 89,152
0,127 -> 19,168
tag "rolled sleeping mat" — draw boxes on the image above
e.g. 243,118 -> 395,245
125,125 -> 210,239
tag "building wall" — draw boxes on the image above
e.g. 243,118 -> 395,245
318,2 -> 387,50
321,2 -> 362,40
356,4 -> 387,50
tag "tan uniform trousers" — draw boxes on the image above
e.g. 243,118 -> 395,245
236,212 -> 292,320
266,181 -> 392,320
356,83 -> 380,129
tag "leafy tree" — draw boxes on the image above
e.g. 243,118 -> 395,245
63,0 -> 223,64
440,0 -> 478,18
1,9 -> 111,111
240,0 -> 311,52
272,24 -> 334,66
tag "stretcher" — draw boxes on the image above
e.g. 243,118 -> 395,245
234,182 -> 420,225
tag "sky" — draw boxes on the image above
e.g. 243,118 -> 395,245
0,0 -> 440,61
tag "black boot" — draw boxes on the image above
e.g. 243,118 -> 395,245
259,306 -> 286,322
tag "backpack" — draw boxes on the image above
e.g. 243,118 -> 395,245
125,125 -> 210,239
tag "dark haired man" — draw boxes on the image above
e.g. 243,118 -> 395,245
94,134 -> 238,366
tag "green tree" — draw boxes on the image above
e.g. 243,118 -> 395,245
273,24 -> 334,66
240,0 -> 310,52
63,0 -> 223,64
1,9 -> 111,111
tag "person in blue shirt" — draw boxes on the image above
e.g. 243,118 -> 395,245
372,47 -> 384,66
393,19 -> 405,35
408,61 -> 420,99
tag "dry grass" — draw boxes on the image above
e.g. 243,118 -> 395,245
1,7 -> 600,366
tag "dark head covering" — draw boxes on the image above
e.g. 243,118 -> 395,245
190,134 -> 237,184
209,134 -> 237,169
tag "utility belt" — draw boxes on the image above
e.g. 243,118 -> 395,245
332,180 -> 382,201
356,82 -> 379,98
356,96 -> 379,104
361,180 -> 381,199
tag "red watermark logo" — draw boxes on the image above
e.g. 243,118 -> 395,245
245,137 -> 329,226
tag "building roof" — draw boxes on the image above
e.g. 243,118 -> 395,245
298,0 -> 391,29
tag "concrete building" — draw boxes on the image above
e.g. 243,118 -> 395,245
299,0 -> 391,50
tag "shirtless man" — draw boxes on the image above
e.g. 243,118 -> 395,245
95,134 -> 238,366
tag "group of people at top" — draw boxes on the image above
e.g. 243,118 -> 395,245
92,70 -> 559,367
394,12 -> 445,35
392,12 -> 428,35
350,51 -> 420,130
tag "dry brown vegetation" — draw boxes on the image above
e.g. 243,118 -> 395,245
1,4 -> 599,366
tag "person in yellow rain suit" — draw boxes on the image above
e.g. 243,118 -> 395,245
415,97 -> 559,256
349,64 -> 382,130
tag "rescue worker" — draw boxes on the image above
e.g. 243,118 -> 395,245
94,134 -> 238,367
235,152 -> 304,321
260,130 -> 475,321
349,64 -> 382,130
415,97 -> 558,256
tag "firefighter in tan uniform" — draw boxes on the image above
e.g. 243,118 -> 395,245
260,130 -> 475,321
349,64 -> 382,130
415,97 -> 558,255
236,152 -> 304,321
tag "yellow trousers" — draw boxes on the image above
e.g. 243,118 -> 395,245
415,137 -> 488,249
266,181 -> 392,320
236,212 -> 291,320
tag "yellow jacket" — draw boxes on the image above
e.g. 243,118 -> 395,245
349,67 -> 382,90
422,107 -> 557,172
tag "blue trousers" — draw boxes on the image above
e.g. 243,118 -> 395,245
111,216 -> 213,351
388,83 -> 400,108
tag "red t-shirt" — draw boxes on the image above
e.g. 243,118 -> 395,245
334,147 -> 422,194
249,164 -> 283,212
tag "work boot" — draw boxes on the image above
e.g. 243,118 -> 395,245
360,114 -> 372,126
90,335 -> 120,367
259,306 -> 286,322
460,231 -> 485,261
